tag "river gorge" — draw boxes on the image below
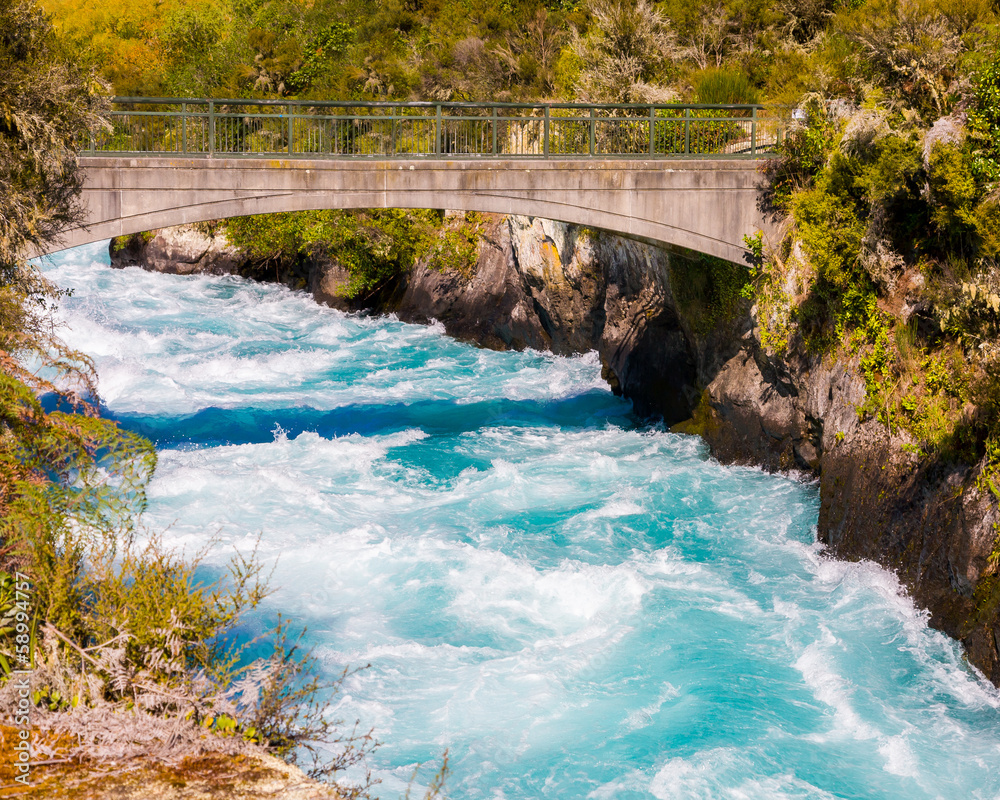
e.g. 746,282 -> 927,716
38,239 -> 1000,799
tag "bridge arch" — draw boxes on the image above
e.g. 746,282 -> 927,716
50,156 -> 770,263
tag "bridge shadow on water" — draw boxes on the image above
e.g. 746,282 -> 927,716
91,388 -> 639,450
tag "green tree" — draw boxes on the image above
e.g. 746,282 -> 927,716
0,0 -> 153,644
1,0 -> 109,279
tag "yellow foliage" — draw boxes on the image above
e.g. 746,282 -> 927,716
40,0 -> 219,92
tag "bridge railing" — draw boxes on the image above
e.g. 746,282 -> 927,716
83,98 -> 786,159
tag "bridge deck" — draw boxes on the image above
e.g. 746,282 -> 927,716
58,155 -> 771,264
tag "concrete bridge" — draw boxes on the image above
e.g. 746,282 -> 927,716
50,99 -> 782,262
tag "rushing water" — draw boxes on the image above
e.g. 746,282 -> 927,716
41,242 -> 1000,799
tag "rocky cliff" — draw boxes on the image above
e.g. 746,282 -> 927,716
693,330 -> 1000,684
110,217 -> 1000,686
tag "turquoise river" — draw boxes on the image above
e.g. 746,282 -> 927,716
42,243 -> 1000,799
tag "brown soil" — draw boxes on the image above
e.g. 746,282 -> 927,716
0,727 -> 341,799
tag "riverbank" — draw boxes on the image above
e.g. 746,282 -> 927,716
111,217 -> 1000,688
0,745 -> 340,799
0,718 -> 339,800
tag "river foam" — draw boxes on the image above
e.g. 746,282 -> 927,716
40,242 -> 1000,799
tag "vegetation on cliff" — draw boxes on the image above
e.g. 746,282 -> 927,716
39,0 -> 810,103
740,0 -> 1000,621
758,13 -> 999,450
216,209 -> 484,298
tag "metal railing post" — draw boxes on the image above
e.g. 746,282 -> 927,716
649,105 -> 655,156
435,104 -> 442,156
589,107 -> 595,156
288,103 -> 294,156
751,105 -> 757,158
492,106 -> 497,156
181,102 -> 187,154
543,106 -> 550,157
684,107 -> 691,156
390,107 -> 397,157
208,100 -> 215,157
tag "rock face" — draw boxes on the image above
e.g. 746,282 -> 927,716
110,226 -> 241,275
392,215 -> 708,421
694,334 -> 1000,684
307,256 -> 355,311
109,217 -> 1000,686
819,423 -> 1000,681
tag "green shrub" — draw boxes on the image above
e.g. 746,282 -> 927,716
84,534 -> 270,681
927,143 -> 979,248
222,210 -> 427,299
791,181 -> 865,291
761,106 -> 835,211
969,57 -> 1000,183
694,68 -> 758,105
858,135 -> 923,205
975,198 -> 1000,260
222,209 -> 488,300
